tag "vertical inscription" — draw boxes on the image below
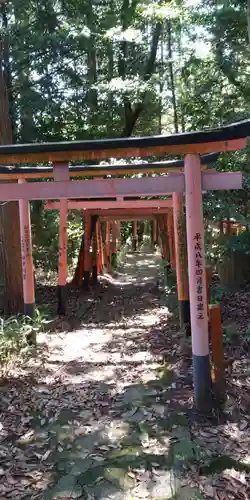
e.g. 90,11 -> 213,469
193,232 -> 204,320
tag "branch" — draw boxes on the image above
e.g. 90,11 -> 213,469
118,0 -> 139,127
215,42 -> 250,99
167,20 -> 178,133
122,21 -> 162,137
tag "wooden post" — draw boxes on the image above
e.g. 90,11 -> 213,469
100,222 -> 105,272
158,215 -> 171,284
58,200 -> 68,313
153,219 -> 157,249
157,218 -> 165,260
185,154 -> 211,412
53,163 -> 68,315
91,215 -> 98,284
168,209 -> 176,269
163,215 -> 171,267
96,220 -> 101,274
173,193 -> 190,336
158,215 -> 170,267
209,303 -> 226,403
116,196 -> 123,251
205,266 -> 211,311
106,221 -> 111,272
96,220 -> 104,274
226,219 -> 231,235
231,224 -> 237,235
111,221 -> 118,266
161,221 -> 167,260
18,179 -> 35,318
83,213 -> 91,290
219,220 -> 224,235
77,217 -> 85,288
132,220 -> 137,251
116,221 -> 121,250
101,221 -> 109,271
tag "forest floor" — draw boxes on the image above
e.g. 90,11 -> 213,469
0,250 -> 249,500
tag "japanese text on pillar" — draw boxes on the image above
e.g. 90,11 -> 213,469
194,233 -> 204,320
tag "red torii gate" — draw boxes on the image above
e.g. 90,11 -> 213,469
0,119 -> 249,413
44,200 -> 173,289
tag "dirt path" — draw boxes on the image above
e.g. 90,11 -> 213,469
0,252 -> 249,499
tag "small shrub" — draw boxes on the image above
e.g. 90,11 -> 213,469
0,311 -> 46,375
245,325 -> 250,345
139,234 -> 154,252
116,241 -> 132,267
210,286 -> 224,304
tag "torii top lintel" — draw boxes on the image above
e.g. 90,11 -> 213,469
0,152 -> 219,179
0,119 -> 248,165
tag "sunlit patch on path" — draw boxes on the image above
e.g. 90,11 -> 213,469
0,252 -> 249,499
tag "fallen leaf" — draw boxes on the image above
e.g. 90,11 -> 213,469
41,449 -> 52,461
128,471 -> 136,478
203,484 -> 214,497
239,421 -> 248,431
122,407 -> 138,419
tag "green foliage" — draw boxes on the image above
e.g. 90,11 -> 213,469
139,234 -> 154,251
31,205 -> 82,272
246,324 -> 250,344
120,221 -> 133,245
210,285 -> 224,304
0,311 -> 46,372
2,0 -> 250,278
116,241 -> 131,267
110,252 -> 118,268
222,231 -> 250,256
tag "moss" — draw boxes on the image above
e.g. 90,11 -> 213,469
155,364 -> 175,386
200,455 -> 250,475
110,445 -> 141,459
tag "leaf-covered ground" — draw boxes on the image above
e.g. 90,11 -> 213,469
0,251 -> 249,499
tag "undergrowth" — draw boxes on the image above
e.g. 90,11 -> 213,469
0,310 -> 47,376
116,240 -> 132,267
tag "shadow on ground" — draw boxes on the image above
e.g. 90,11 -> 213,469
0,367 -> 202,500
0,251 -> 249,499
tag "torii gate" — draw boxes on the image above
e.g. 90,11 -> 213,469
44,199 -> 173,290
0,119 -> 249,413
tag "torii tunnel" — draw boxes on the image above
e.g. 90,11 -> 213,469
1,118 -> 249,412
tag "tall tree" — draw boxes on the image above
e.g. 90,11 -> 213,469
0,0 -> 23,314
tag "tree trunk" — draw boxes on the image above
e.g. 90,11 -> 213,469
73,1 -> 161,274
167,21 -> 178,133
158,31 -> 164,133
0,70 -> 23,313
72,215 -> 98,286
107,0 -> 114,136
86,0 -> 97,132
122,21 -> 162,137
247,0 -> 250,47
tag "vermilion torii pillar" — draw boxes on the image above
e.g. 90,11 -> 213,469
18,179 -> 35,318
111,221 -> 118,266
106,221 -> 111,273
185,154 -> 211,411
153,219 -> 157,249
91,215 -> 98,284
168,210 -> 176,269
83,214 -> 91,290
53,163 -> 68,315
173,193 -> 190,336
58,200 -> 68,313
116,196 -> 123,251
